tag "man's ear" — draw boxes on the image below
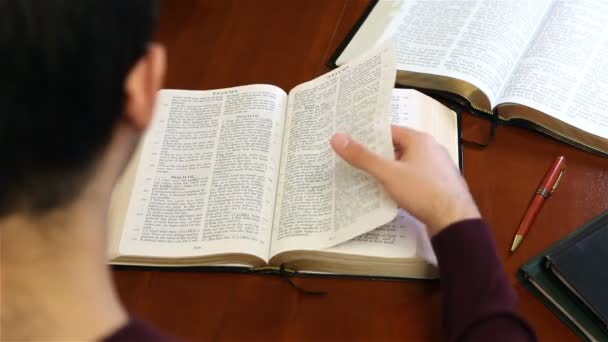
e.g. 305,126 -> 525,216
124,43 -> 167,131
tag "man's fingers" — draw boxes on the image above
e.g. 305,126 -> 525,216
391,125 -> 434,158
391,125 -> 423,146
331,133 -> 394,181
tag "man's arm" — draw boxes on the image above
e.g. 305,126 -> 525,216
331,126 -> 536,341
433,219 -> 535,341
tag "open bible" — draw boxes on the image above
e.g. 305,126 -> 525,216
333,0 -> 608,155
108,46 -> 459,279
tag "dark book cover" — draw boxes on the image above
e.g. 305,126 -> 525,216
546,211 -> 608,327
518,210 -> 608,341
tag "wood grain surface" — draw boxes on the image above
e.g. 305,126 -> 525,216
113,1 -> 608,340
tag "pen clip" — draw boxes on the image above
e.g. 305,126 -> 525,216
551,165 -> 566,194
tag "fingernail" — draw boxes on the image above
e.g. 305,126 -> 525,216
333,133 -> 350,148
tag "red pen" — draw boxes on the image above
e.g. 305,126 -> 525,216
511,156 -> 566,252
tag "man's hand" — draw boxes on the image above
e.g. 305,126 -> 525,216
331,126 -> 481,236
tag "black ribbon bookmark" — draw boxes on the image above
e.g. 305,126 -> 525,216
279,264 -> 328,296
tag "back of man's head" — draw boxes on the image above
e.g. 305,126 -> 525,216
0,0 -> 157,216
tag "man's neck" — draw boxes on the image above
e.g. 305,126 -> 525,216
1,197 -> 128,340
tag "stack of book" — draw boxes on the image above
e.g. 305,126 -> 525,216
519,210 -> 608,341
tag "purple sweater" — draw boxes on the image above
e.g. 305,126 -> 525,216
104,219 -> 536,342
432,219 -> 536,341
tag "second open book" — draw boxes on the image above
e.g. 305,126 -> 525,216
334,0 -> 608,154
109,45 -> 459,279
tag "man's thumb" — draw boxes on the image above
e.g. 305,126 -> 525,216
331,133 -> 393,181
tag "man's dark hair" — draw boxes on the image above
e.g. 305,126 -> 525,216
0,0 -> 157,216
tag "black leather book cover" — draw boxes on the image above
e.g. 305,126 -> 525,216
546,210 -> 608,327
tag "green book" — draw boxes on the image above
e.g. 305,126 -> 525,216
518,211 -> 608,341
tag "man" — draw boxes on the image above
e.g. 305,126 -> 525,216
1,1 -> 169,340
1,1 -> 535,341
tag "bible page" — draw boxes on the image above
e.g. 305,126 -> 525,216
335,0 -> 406,66
392,0 -> 553,107
326,209 -> 437,265
270,44 -> 398,257
498,0 -> 608,141
390,89 -> 459,164
322,89 -> 456,262
338,0 -> 553,108
117,85 -> 286,261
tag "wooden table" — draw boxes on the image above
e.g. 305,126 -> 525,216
113,1 -> 608,340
